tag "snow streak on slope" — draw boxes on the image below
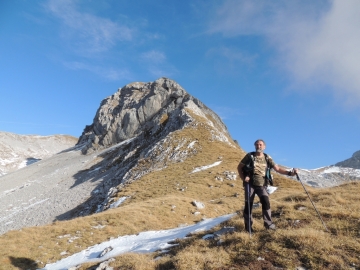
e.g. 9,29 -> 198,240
41,214 -> 235,270
190,161 -> 222,173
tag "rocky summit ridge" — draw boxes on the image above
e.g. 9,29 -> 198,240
78,77 -> 231,154
75,77 -> 237,213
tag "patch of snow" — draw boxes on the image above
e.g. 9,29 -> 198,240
0,157 -> 19,166
187,141 -> 197,149
97,138 -> 135,156
173,139 -> 187,152
92,225 -> 106,229
190,161 -> 222,173
322,167 -> 341,174
88,167 -> 100,174
18,160 -> 28,169
41,213 -> 235,270
310,166 -> 327,171
192,200 -> 205,209
109,197 -> 127,209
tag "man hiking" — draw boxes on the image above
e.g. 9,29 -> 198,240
237,139 -> 298,232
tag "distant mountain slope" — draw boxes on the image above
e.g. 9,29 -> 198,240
291,150 -> 360,188
296,166 -> 360,188
335,150 -> 360,169
0,132 -> 77,176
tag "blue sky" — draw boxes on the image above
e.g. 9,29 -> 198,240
1,0 -> 360,169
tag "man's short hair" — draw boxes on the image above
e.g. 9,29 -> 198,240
254,139 -> 266,146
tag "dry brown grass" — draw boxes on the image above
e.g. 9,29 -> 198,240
0,118 -> 359,269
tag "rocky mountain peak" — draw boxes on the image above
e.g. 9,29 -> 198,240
335,150 -> 360,169
72,77 -> 238,214
77,77 -> 230,154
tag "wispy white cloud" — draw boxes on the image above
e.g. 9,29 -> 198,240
206,46 -> 258,67
45,0 -> 134,54
141,50 -> 166,63
63,61 -> 131,81
140,50 -> 177,78
207,0 -> 360,107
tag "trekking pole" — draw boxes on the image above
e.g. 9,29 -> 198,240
246,182 -> 252,238
295,173 -> 328,232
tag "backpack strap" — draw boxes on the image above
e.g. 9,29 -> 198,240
249,152 -> 255,162
263,153 -> 274,186
263,153 -> 271,168
245,152 -> 256,184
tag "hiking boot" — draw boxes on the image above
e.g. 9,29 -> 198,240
265,223 -> 276,230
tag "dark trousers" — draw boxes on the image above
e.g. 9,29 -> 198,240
243,183 -> 272,229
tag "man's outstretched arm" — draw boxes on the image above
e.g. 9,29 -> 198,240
273,164 -> 298,176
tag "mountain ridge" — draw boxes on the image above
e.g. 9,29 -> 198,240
335,150 -> 360,169
77,77 -> 231,154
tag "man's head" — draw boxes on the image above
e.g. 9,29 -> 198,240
254,139 -> 266,153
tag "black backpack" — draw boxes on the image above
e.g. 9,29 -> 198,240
242,152 -> 274,186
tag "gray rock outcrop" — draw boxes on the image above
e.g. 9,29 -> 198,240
335,150 -> 360,169
74,77 -> 235,213
77,77 -> 229,154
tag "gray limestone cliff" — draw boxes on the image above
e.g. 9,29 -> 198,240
77,77 -> 230,154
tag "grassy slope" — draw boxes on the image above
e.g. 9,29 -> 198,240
1,116 -> 359,270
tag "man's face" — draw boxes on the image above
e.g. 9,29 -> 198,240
255,141 -> 265,153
